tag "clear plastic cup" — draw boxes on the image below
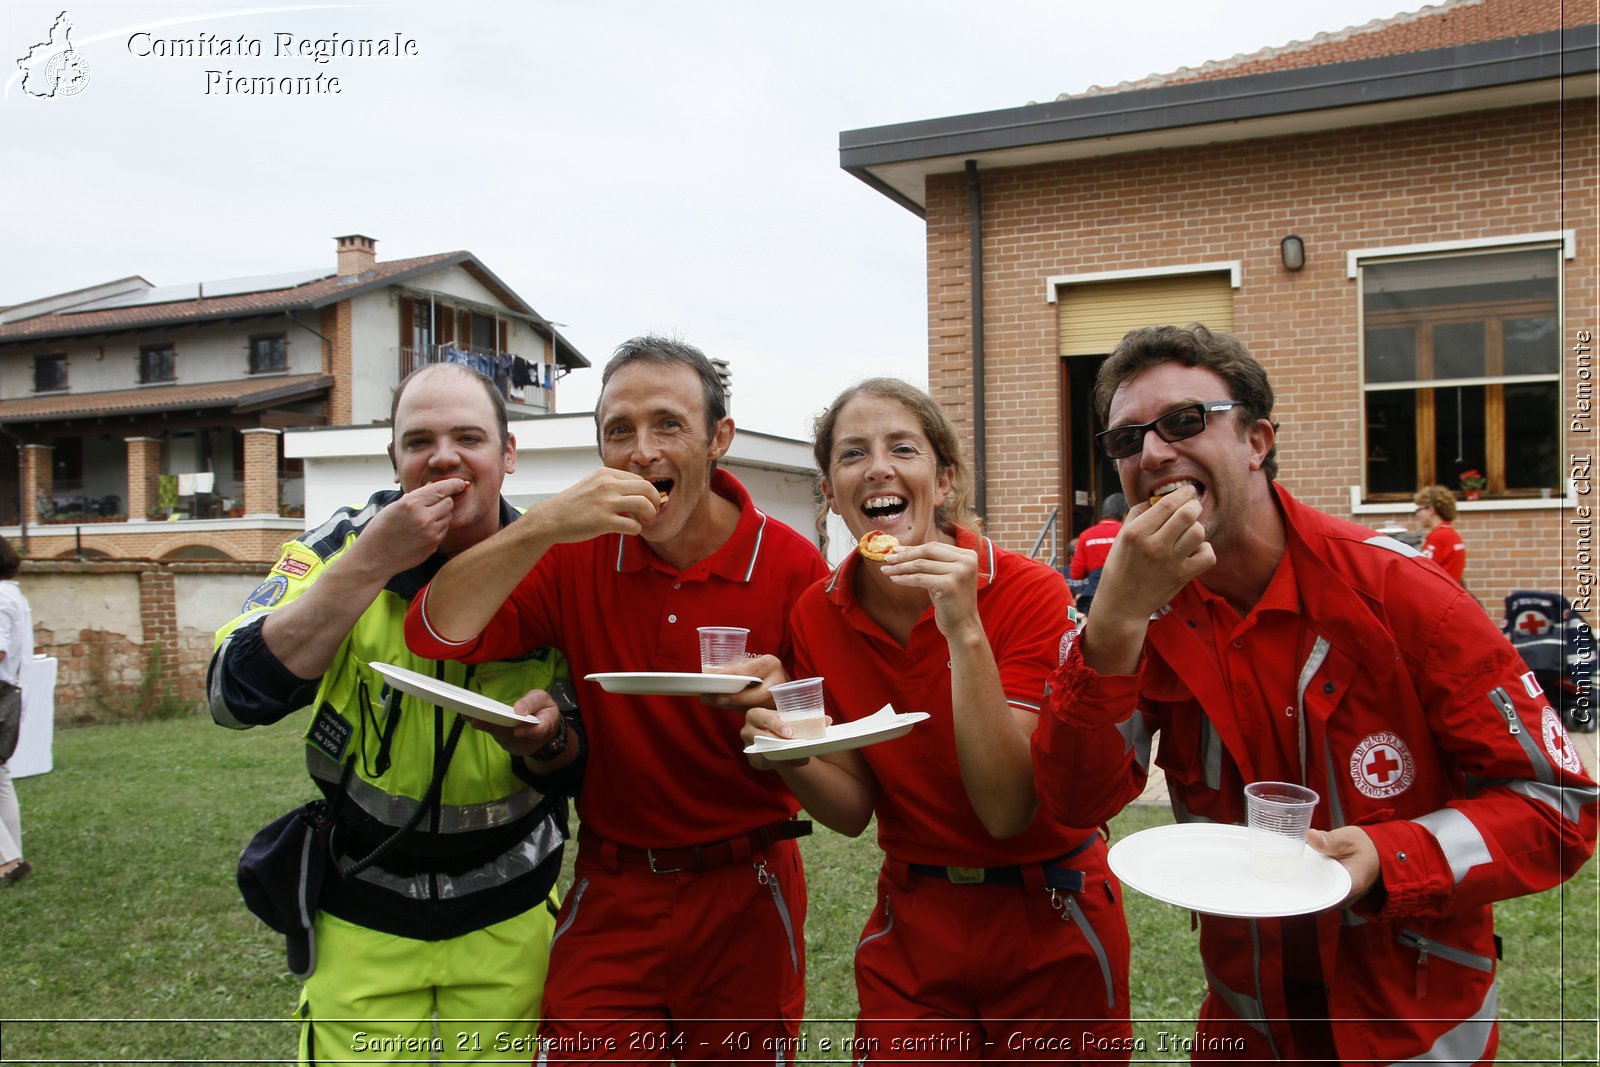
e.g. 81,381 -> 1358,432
698,626 -> 749,672
770,676 -> 827,740
1244,781 -> 1319,882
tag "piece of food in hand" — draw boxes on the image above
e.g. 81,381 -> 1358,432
858,529 -> 900,561
658,491 -> 669,505
1149,481 -> 1192,505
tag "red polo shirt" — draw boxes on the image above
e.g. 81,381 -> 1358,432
1070,517 -> 1122,578
1422,522 -> 1465,584
1186,546 -> 1309,784
408,469 -> 826,847
790,528 -> 1094,867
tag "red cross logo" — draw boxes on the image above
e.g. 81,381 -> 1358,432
1351,731 -> 1416,798
1543,707 -> 1584,774
1517,612 -> 1553,637
1364,746 -> 1401,785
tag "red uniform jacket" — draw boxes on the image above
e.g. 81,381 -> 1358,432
1033,484 -> 1597,1063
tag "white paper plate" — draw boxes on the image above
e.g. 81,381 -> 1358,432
585,672 -> 760,695
370,661 -> 536,729
1108,823 -> 1351,918
745,706 -> 930,761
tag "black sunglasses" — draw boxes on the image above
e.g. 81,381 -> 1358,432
1096,401 -> 1241,460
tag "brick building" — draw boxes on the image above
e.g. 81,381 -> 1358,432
840,0 -> 1596,610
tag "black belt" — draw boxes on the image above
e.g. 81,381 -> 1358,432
583,820 -> 812,874
905,834 -> 1097,892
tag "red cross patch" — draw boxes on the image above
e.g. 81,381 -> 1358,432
1542,707 -> 1584,775
1350,731 -> 1416,799
1515,610 -> 1554,638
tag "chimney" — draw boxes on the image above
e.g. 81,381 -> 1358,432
335,234 -> 377,277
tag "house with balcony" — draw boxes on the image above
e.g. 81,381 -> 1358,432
839,0 -> 1594,608
0,234 -> 588,563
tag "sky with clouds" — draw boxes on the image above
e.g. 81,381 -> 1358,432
3,0 -> 1426,440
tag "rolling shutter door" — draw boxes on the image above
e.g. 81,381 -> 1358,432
1057,273 -> 1234,356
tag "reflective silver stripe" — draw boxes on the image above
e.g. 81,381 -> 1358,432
856,895 -> 895,956
1413,808 -> 1492,885
1200,717 -> 1222,791
1396,929 -> 1495,973
346,815 -> 564,898
1363,534 -> 1423,558
1200,961 -> 1268,1035
1062,893 -> 1118,1010
1322,739 -> 1347,830
1295,637 -> 1331,783
1509,778 -> 1600,825
1115,711 -> 1153,773
306,747 -> 544,833
1317,731 -> 1365,926
549,877 -> 587,952
765,866 -> 801,973
1391,979 -> 1497,1064
209,629 -> 253,729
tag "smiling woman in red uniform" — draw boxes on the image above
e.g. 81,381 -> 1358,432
742,378 -> 1131,1062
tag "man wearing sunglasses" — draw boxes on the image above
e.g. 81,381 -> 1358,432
1031,323 -> 1596,1063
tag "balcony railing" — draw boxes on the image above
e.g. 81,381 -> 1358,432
394,345 -> 553,413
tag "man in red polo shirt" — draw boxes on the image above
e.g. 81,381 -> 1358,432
406,336 -> 825,1063
1068,492 -> 1127,612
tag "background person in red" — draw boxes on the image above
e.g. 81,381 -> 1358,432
1413,484 -> 1466,585
1068,492 -> 1127,613
1031,324 -> 1598,1063
741,378 -> 1131,1062
405,336 -> 825,1064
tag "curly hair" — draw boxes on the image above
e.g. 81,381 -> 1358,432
1094,323 -> 1279,480
1413,485 -> 1458,522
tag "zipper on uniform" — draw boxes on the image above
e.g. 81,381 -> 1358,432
1488,688 -> 1521,735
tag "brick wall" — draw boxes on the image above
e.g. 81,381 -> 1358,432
21,559 -> 266,723
923,99 -> 1597,612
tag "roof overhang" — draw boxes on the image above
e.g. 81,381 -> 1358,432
0,374 -> 333,425
841,27 -> 1599,216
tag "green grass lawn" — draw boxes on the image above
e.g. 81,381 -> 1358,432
1,714 -> 1595,1063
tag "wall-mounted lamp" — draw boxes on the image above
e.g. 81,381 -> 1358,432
1280,235 -> 1306,272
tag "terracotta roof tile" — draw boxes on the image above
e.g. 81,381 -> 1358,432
1070,0 -> 1577,98
0,252 -> 463,342
0,374 -> 332,422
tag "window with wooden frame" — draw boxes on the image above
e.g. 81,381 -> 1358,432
1360,246 -> 1560,500
139,343 -> 177,384
248,334 -> 287,374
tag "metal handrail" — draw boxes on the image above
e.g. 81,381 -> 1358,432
1029,505 -> 1060,571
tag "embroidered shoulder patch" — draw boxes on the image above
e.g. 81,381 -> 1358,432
1521,671 -> 1545,700
1541,707 -> 1584,775
242,575 -> 289,612
1058,625 -> 1079,666
1350,731 -> 1416,799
